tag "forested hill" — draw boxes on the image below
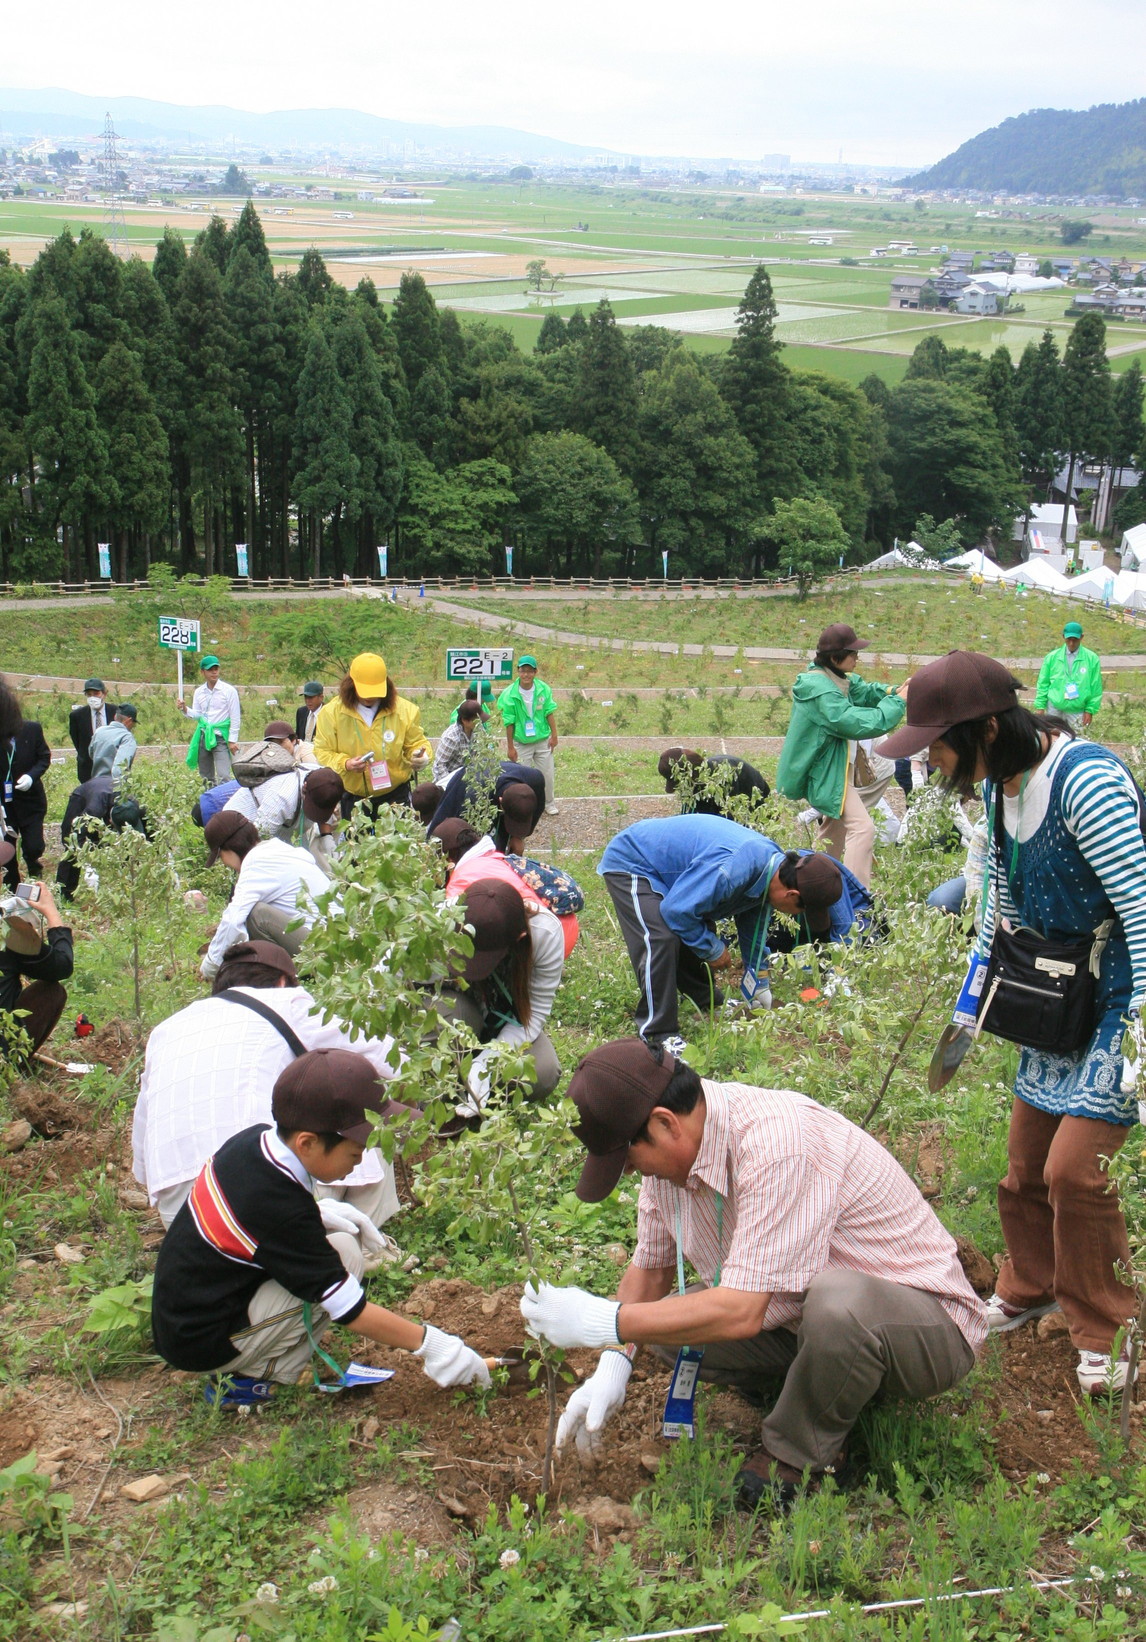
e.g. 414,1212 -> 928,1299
904,99 -> 1146,198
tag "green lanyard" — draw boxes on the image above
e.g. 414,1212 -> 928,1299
301,1301 -> 350,1389
981,770 -> 1031,947
674,1191 -> 724,1295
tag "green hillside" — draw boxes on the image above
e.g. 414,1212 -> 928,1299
905,98 -> 1146,198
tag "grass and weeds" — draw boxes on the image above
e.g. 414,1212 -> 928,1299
3,588 -> 1146,1636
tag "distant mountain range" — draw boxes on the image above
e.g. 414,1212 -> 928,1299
0,86 -> 615,163
904,98 -> 1146,198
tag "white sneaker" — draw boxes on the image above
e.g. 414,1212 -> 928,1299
659,1035 -> 688,1057
545,804 -> 560,816
984,1293 -> 1059,1334
1077,1346 -> 1137,1396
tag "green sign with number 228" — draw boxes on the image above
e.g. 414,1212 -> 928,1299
157,616 -> 201,652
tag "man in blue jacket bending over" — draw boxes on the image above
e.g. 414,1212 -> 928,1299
599,815 -> 844,1052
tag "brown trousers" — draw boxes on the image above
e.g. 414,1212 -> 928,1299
817,781 -> 875,888
6,980 -> 67,1059
652,1270 -> 975,1473
995,1097 -> 1137,1351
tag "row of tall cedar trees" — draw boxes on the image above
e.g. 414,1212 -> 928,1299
0,201 -> 1143,583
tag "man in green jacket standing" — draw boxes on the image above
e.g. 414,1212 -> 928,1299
775,623 -> 906,887
1034,621 -> 1102,734
498,655 -> 560,816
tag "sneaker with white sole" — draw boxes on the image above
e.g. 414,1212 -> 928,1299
658,1035 -> 688,1057
1077,1345 -> 1137,1396
984,1293 -> 1060,1334
545,804 -> 560,816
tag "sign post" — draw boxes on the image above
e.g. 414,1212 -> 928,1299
661,550 -> 669,581
505,541 -> 514,577
158,614 -> 202,704
444,647 -> 513,684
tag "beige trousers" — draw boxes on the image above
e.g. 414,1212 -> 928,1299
516,743 -> 556,807
220,1231 -> 365,1384
817,781 -> 876,887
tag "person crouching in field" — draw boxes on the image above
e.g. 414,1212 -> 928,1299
151,1049 -> 490,1407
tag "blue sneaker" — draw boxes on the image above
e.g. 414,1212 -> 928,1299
203,1374 -> 273,1409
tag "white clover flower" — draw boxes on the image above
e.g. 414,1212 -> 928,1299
255,1583 -> 279,1604
1089,1565 -> 1107,1582
307,1575 -> 339,1595
1118,1586 -> 1133,1598
499,1548 -> 521,1569
1037,1472 -> 1050,1484
414,1548 -> 430,1562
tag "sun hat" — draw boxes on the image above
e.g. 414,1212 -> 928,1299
348,653 -> 388,696
300,681 -> 324,698
1063,621 -> 1084,639
199,655 -> 220,671
792,853 -> 844,936
204,809 -> 258,866
263,720 -> 296,741
568,1038 -> 679,1202
301,766 -> 344,821
875,650 -> 1022,762
460,880 -> 527,982
816,623 -> 868,655
517,655 -> 538,669
83,678 -> 106,693
271,1049 -> 384,1144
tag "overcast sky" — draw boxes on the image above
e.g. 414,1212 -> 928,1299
4,0 -> 1145,166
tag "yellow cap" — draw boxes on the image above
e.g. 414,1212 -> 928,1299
348,652 -> 388,696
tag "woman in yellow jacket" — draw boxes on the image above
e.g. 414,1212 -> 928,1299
314,652 -> 432,819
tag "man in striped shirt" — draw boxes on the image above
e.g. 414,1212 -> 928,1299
521,1039 -> 986,1506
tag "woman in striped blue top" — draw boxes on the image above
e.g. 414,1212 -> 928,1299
878,650 -> 1146,1399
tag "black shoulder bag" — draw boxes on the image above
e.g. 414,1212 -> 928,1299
976,778 -> 1112,1056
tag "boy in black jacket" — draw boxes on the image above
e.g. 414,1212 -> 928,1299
152,1049 -> 490,1405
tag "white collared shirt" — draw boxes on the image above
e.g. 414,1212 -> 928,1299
203,839 -> 334,974
188,678 -> 241,737
131,984 -> 399,1200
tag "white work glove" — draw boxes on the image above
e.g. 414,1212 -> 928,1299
747,985 -> 773,1011
521,1281 -> 621,1350
414,1323 -> 491,1389
455,1049 -> 493,1119
316,1198 -> 401,1271
556,1351 -> 632,1458
15,774 -> 32,792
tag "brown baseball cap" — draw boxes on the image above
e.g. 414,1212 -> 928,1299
272,1048 -> 384,1144
460,879 -> 527,981
215,939 -> 298,984
302,766 -> 344,822
792,853 -> 844,935
568,1038 -> 679,1202
657,747 -> 703,789
431,817 -> 476,857
264,720 -> 297,742
499,781 -> 537,829
875,651 -> 1022,761
204,809 -> 256,866
817,623 -> 868,654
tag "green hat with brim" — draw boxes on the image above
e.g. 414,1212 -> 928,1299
199,655 -> 220,670
517,655 -> 538,669
1063,622 -> 1083,639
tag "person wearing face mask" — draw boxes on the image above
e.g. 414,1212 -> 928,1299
69,679 -> 111,784
775,623 -> 908,889
313,653 -> 431,822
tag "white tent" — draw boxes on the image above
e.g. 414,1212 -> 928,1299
1066,569 -> 1120,603
1002,559 -> 1070,592
944,549 -> 1005,581
1121,523 -> 1146,570
861,542 -> 940,571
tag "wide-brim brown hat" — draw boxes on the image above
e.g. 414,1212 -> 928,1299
876,650 -> 1021,761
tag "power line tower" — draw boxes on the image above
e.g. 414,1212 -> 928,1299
100,112 -> 128,259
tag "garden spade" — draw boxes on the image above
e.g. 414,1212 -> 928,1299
928,1021 -> 976,1092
